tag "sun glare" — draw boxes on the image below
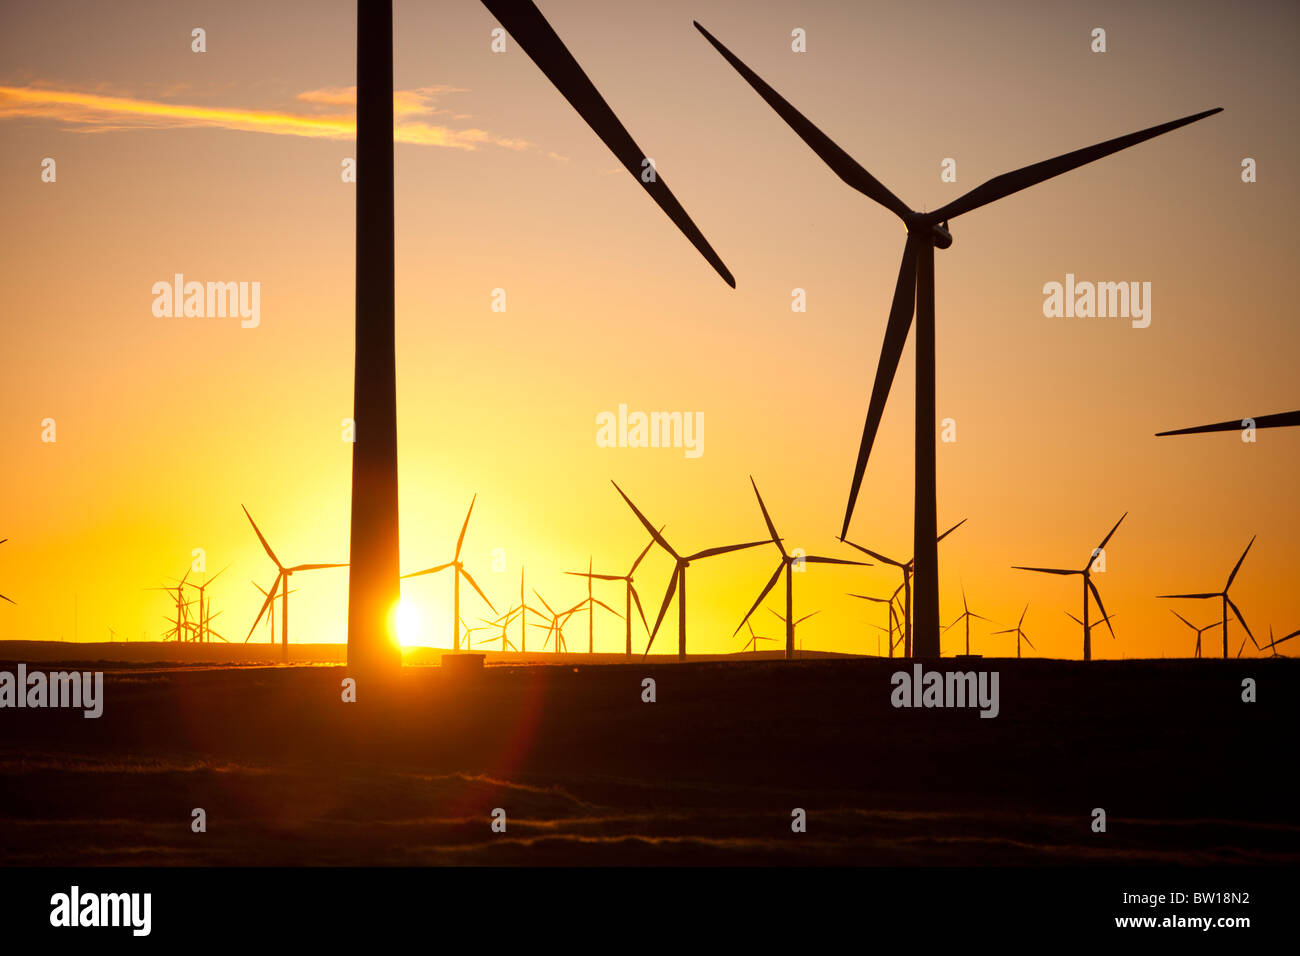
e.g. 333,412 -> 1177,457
396,601 -> 421,646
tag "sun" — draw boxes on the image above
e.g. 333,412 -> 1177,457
396,600 -> 422,647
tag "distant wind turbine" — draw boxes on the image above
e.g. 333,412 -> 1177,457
1066,610 -> 1117,653
841,518 -> 966,656
346,2 -> 732,673
943,586 -> 994,656
401,495 -> 496,651
1158,537 -> 1259,659
991,603 -> 1035,658
740,619 -> 777,654
770,608 -> 819,652
533,591 -> 580,653
611,481 -> 767,660
565,534 -> 657,658
1169,609 -> 1217,659
480,608 -> 520,652
848,585 -> 903,656
563,556 -> 625,653
1013,513 -> 1126,661
243,505 -> 348,659
246,578 -> 296,644
1261,625 -> 1300,656
736,478 -> 865,660
694,21 -> 1220,658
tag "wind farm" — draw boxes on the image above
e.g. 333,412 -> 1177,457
1,0 -> 1297,898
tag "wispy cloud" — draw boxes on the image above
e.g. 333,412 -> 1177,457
0,84 -> 561,155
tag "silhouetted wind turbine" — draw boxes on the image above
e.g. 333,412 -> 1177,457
694,21 -> 1220,657
612,481 -> 767,660
533,591 -> 580,653
243,505 -> 347,660
1261,625 -> 1300,656
1169,609 -> 1217,659
943,586 -> 994,655
401,495 -> 496,652
1066,610 -> 1117,654
992,603 -> 1035,658
1158,537 -> 1258,659
246,579 -> 296,644
346,2 -> 733,673
565,534 -> 656,657
481,608 -> 520,652
740,619 -> 777,654
736,478 -> 865,660
563,556 -> 624,653
1013,513 -> 1126,661
185,566 -> 229,643
0,539 -> 13,605
770,608 -> 818,652
848,588 -> 901,656
148,569 -> 193,642
1157,409 -> 1300,436
842,518 -> 966,656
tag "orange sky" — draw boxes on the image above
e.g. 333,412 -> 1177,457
1,0 -> 1297,658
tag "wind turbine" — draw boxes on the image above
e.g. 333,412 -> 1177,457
1158,537 -> 1259,659
611,481 -> 767,660
401,495 -> 496,652
991,604 -> 1035,658
565,535 -> 656,657
1261,626 -> 1300,656
1157,409 -> 1300,436
345,2 -> 733,673
512,566 -> 549,654
943,586 -> 994,656
480,608 -> 520,652
1066,610 -> 1117,654
848,586 -> 902,656
842,518 -> 966,656
563,556 -> 624,653
770,608 -> 818,654
740,619 -> 777,654
243,505 -> 348,660
185,566 -> 229,643
735,478 -> 865,660
1013,513 -> 1127,661
149,569 -> 193,642
246,579 -> 296,644
0,539 -> 13,605
533,591 -> 580,654
1169,609 -> 1217,659
694,21 -> 1220,658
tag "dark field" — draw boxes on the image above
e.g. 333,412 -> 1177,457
1,650 -> 1296,865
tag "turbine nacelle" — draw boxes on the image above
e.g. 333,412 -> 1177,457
906,214 -> 953,249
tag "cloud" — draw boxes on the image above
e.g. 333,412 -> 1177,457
0,84 -> 558,154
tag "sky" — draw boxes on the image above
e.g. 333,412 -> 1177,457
1,0 -> 1297,658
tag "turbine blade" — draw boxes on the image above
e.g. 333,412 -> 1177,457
794,611 -> 819,626
591,597 -> 623,618
454,495 -> 477,561
734,563 -> 784,635
1157,409 -> 1300,436
930,108 -> 1223,222
801,555 -> 867,566
646,566 -> 680,652
288,563 -> 348,572
628,532 -> 660,575
611,482 -> 678,558
0,593 -> 14,605
840,539 -> 902,566
937,518 -> 968,543
628,584 -> 649,634
1226,535 -> 1256,588
1157,592 -> 1219,600
459,567 -> 497,614
687,540 -> 768,561
1096,512 -> 1128,553
1087,579 -> 1116,639
693,22 -> 910,221
1169,609 -> 1197,631
749,476 -> 785,556
841,236 -> 920,539
1012,566 -> 1077,576
847,593 -> 888,604
245,574 -> 281,641
241,505 -> 282,569
1226,596 -> 1257,648
484,1 -> 734,286
1023,634 -> 1036,650
402,562 -> 455,579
